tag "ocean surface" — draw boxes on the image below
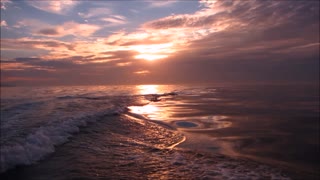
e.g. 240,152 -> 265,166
0,84 -> 319,179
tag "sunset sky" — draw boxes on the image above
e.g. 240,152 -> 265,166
1,0 -> 319,86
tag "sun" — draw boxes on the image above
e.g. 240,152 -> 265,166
134,54 -> 168,61
131,43 -> 174,61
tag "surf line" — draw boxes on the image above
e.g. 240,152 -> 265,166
124,112 -> 186,150
167,136 -> 186,150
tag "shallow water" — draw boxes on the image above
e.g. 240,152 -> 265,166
136,84 -> 319,178
1,84 -> 319,179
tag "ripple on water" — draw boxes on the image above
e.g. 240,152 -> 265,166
175,121 -> 198,128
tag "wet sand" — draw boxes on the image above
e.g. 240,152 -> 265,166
1,114 -> 292,179
171,115 -> 319,179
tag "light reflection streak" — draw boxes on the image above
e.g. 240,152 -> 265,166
128,103 -> 172,121
129,104 -> 158,115
136,85 -> 160,95
129,85 -> 173,121
130,85 -> 232,131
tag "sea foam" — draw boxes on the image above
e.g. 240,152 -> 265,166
0,106 -> 127,173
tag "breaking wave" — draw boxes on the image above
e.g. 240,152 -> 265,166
0,105 -> 128,173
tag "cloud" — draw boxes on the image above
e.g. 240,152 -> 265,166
37,28 -> 59,36
1,38 -> 75,51
1,54 -> 142,86
103,29 -> 187,61
27,0 -> 79,14
36,21 -> 100,37
89,0 -> 317,63
115,38 -> 170,46
143,14 -> 222,29
77,7 -> 127,27
141,0 -> 319,58
134,70 -> 150,75
57,21 -> 100,37
12,18 -> 101,38
1,0 -> 11,10
0,59 -> 56,72
1,37 -> 137,66
78,7 -> 112,18
1,20 -> 8,27
144,1 -> 319,33
12,19 -> 38,29
147,0 -> 177,8
116,62 -> 132,67
101,15 -> 127,27
2,1 -> 319,86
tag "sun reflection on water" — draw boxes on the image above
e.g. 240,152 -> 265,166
128,103 -> 173,121
129,104 -> 159,115
128,85 -> 174,120
136,84 -> 160,95
130,85 -> 232,131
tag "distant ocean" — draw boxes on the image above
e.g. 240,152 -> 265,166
1,84 -> 319,179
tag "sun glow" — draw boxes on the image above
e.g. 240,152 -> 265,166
136,85 -> 159,94
131,43 -> 174,61
134,54 -> 168,61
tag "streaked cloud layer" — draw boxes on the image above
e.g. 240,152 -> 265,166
1,0 -> 319,86
26,0 -> 79,15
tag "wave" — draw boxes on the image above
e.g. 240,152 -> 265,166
0,90 -> 180,173
0,105 -> 128,173
0,91 -> 179,173
56,95 -> 110,100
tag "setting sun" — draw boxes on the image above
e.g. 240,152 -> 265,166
131,43 -> 174,61
134,54 -> 168,61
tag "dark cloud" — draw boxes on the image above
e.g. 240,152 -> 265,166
141,2 -> 319,85
1,38 -> 75,51
37,28 -> 60,35
15,57 -> 42,62
144,1 -> 319,31
140,51 -> 319,85
31,59 -> 78,69
110,39 -> 170,46
143,14 -> 220,29
100,50 -> 137,59
170,0 -> 319,67
1,56 -> 133,86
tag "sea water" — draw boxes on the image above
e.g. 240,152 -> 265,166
0,84 -> 319,179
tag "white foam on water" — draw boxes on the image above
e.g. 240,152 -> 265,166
167,150 -> 291,179
0,106 -> 128,173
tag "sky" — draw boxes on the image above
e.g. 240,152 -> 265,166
0,0 -> 319,86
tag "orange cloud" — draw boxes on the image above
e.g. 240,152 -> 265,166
1,20 -> 7,27
1,37 -> 125,64
116,62 -> 132,67
134,70 -> 150,75
0,61 -> 55,72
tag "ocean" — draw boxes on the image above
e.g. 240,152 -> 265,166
0,84 -> 319,179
